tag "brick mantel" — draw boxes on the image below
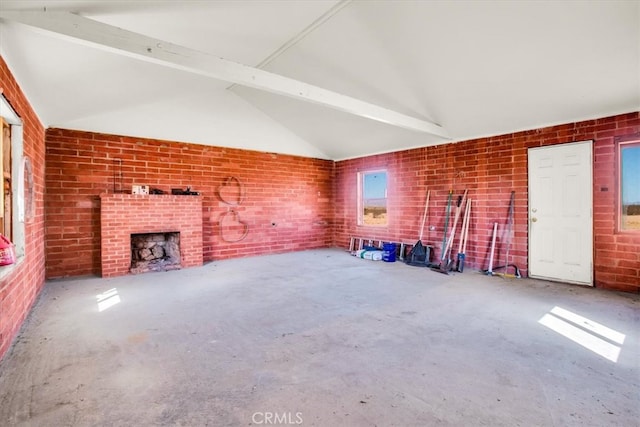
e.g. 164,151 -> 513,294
100,194 -> 203,277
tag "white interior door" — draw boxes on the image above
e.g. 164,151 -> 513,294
528,141 -> 593,285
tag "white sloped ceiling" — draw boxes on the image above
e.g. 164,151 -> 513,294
0,0 -> 638,160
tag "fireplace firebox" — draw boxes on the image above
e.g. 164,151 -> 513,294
131,232 -> 181,274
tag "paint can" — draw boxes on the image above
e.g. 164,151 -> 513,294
382,242 -> 397,262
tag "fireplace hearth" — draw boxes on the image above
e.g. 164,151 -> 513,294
131,232 -> 181,274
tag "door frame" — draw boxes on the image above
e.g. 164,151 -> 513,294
527,140 -> 594,285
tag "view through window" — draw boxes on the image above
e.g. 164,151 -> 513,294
360,171 -> 387,226
620,142 -> 640,231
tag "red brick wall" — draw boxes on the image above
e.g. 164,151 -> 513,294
335,113 -> 640,293
0,57 -> 46,360
100,194 -> 203,277
45,129 -> 334,278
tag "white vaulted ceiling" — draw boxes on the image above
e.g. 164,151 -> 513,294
0,0 -> 638,160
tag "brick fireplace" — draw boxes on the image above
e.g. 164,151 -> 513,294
100,194 -> 203,277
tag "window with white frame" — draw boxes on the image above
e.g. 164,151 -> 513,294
0,94 -> 26,267
620,140 -> 640,231
358,170 -> 388,226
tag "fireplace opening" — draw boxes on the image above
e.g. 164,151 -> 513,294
131,232 -> 181,274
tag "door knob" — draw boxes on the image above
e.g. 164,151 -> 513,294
531,217 -> 538,222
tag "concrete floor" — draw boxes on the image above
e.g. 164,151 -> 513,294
0,249 -> 638,426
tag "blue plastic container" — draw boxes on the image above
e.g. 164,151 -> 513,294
382,242 -> 397,262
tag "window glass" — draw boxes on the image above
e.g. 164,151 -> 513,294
1,118 -> 11,239
621,142 -> 640,231
360,171 -> 387,226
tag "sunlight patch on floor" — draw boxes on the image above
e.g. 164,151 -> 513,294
539,306 -> 625,363
97,288 -> 120,312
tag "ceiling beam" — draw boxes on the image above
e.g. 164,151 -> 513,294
0,10 -> 450,139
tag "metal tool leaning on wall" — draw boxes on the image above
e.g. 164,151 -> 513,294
217,176 -> 249,243
431,189 -> 453,273
431,189 -> 468,275
456,199 -> 471,272
484,190 -> 521,278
